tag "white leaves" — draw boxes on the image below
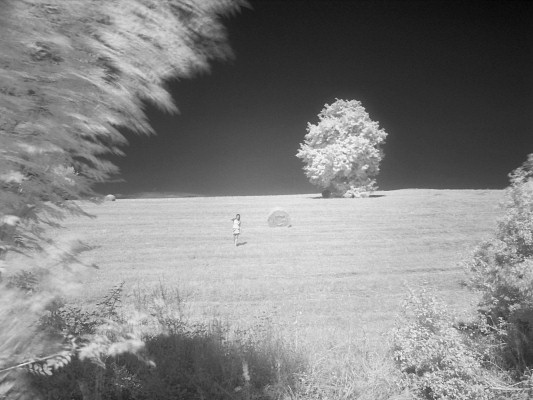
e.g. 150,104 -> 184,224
51,165 -> 77,186
0,171 -> 25,184
25,351 -> 73,376
0,0 -> 242,223
15,141 -> 64,155
0,350 -> 74,378
77,321 -> 146,367
107,338 -> 145,357
0,215 -> 21,227
296,99 -> 388,196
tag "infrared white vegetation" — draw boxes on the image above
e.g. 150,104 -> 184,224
0,1 -> 244,398
296,99 -> 388,198
0,0 -> 244,255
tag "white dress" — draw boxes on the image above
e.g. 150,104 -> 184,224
232,219 -> 241,234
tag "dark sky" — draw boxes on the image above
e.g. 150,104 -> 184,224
100,0 -> 533,197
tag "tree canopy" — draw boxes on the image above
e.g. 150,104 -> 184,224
296,99 -> 388,198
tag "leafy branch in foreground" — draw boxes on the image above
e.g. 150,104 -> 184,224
0,0 -> 245,258
0,341 -> 74,377
0,280 -> 150,400
0,1 -> 245,397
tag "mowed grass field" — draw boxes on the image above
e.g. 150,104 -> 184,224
58,189 -> 504,351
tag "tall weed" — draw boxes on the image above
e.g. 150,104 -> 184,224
125,284 -> 308,399
29,282 -> 309,399
293,336 -> 404,400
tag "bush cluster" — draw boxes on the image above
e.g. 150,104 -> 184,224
393,155 -> 533,399
29,284 -> 306,400
392,289 -> 493,400
464,155 -> 533,376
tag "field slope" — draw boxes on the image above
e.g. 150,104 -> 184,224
60,189 -> 504,348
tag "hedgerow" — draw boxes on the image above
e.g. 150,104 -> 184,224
392,288 -> 495,400
464,154 -> 533,376
393,155 -> 533,399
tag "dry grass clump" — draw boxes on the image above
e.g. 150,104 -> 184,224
124,283 -> 412,400
129,283 -> 409,399
2,276 -> 434,400
291,333 -> 406,400
20,281 -> 309,399
124,283 -> 307,399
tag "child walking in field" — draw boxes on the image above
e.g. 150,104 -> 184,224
231,214 -> 241,246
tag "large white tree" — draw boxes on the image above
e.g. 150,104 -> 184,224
296,99 -> 388,198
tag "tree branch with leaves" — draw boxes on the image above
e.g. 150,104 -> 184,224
0,1 -> 245,398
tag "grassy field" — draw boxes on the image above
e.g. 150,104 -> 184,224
56,189 -> 504,351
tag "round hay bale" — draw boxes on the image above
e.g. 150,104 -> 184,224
104,194 -> 116,202
267,208 -> 291,227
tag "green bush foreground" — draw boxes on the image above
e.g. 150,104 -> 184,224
2,275 -> 403,400
27,283 -> 305,400
393,155 -> 533,400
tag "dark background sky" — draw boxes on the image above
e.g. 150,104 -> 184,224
100,0 -> 533,197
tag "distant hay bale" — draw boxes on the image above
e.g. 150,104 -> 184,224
267,208 -> 291,227
104,194 -> 116,202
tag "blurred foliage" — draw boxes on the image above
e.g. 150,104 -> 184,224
0,1 -> 245,398
0,0 -> 244,255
